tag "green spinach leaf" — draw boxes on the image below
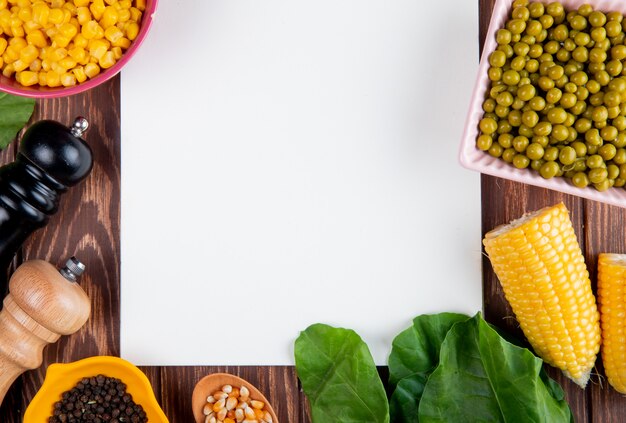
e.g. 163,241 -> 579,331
418,314 -> 572,423
294,323 -> 389,423
388,313 -> 469,421
0,93 -> 35,149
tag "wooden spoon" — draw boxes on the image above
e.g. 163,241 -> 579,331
191,373 -> 279,423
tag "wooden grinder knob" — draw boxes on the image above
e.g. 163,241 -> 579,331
0,258 -> 90,405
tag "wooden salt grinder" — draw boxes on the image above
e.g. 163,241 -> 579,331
0,258 -> 90,405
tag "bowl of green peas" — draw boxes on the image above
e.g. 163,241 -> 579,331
460,0 -> 626,207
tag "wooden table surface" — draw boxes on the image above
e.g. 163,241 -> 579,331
2,0 -> 625,421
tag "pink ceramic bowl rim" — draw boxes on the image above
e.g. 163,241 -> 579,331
0,0 -> 158,99
459,0 -> 626,208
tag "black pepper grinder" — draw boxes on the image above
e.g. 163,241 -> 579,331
0,117 -> 93,296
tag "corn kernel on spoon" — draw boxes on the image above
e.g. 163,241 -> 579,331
192,373 -> 278,423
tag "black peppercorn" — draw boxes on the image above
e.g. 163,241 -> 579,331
48,375 -> 148,423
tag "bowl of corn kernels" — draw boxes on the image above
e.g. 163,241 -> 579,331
0,0 -> 157,98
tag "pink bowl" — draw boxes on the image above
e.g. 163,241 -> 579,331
459,0 -> 626,208
0,0 -> 158,98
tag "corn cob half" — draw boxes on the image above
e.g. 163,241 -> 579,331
483,203 -> 600,388
597,253 -> 626,393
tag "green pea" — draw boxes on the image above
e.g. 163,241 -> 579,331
574,118 -> 592,135
477,134 -> 493,151
552,24 -> 569,41
587,80 -> 601,94
572,46 -> 589,62
479,117 -> 498,134
489,50 -> 507,67
608,164 -> 620,180
574,31 -> 591,46
606,20 -> 622,37
599,143 -> 617,160
497,120 -> 513,134
534,121 -> 552,136
576,87 -> 589,101
513,42 -> 530,57
589,11 -> 607,27
529,2 -> 544,18
615,178 -> 626,187
502,70 -> 520,86
615,133 -> 626,148
512,6 -> 530,21
488,67 -> 502,81
544,146 -> 559,161
589,92 -> 604,107
570,14 -> 587,31
552,124 -> 569,142
570,101 -> 587,115
496,29 -> 512,45
525,58 -> 540,72
507,19 -> 527,35
495,104 -> 510,118
540,160 -> 560,178
483,98 -> 496,113
556,47 -> 570,62
560,92 -> 577,109
589,167 -> 608,183
572,172 -> 590,188
488,143 -> 504,157
526,20 -> 543,37
532,135 -> 549,147
540,14 -> 554,29
517,84 -> 536,101
547,107 -> 567,124
522,110 -> 539,127
608,106 -> 621,119
613,116 -> 626,131
526,142 -> 545,160
531,159 -> 545,170
519,124 -> 534,138
591,26 -> 606,42
592,105 -> 609,122
513,135 -> 529,153
600,125 -> 618,142
586,154 -> 604,169
502,148 -> 516,163
613,148 -> 626,164
612,45 -> 626,60
570,70 -> 588,86
609,77 -> 626,93
590,47 -> 607,63
496,91 -> 514,107
529,96 -> 546,111
607,60 -> 623,77
498,44 -> 514,58
512,97 -> 526,110
571,141 -> 587,157
498,133 -> 514,148
585,128 -> 602,146
544,40 -> 560,54
547,65 -> 564,80
510,56 -> 525,71
559,146 -> 577,165
546,87 -> 562,104
508,110 -> 522,126
564,82 -> 578,93
513,154 -> 530,169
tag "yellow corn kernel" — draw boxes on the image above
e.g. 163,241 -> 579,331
100,6 -> 118,28
11,23 -> 24,37
129,6 -> 141,22
104,0 -> 116,4
23,20 -> 41,33
53,34 -> 71,48
118,0 -> 131,8
12,58 -> 27,71
37,70 -> 45,85
16,0 -> 29,6
41,58 -> 49,70
17,6 -> 31,22
19,44 -> 37,62
60,71 -> 75,86
26,29 -> 46,47
598,254 -> 626,394
89,0 -> 105,20
125,21 -> 138,40
73,33 -> 88,48
136,0 -> 145,11
32,2 -> 49,26
68,45 -> 86,62
483,203 -> 601,387
44,26 -> 58,39
117,8 -> 129,22
51,61 -> 65,74
16,69 -> 37,85
59,22 -> 78,39
50,0 -> 63,8
111,45 -> 121,59
48,46 -> 66,61
104,25 -> 122,43
98,49 -> 114,68
88,38 -> 107,59
9,36 -> 27,49
45,69 -> 60,86
112,36 -> 129,49
73,0 -> 90,7
3,45 -> 18,62
72,64 -> 86,82
58,56 -> 76,69
0,38 -> 6,56
83,61 -> 99,77
76,6 -> 90,25
2,63 -> 14,77
0,0 -> 6,9
28,58 -> 41,71
48,8 -> 63,25
63,2 -> 76,14
81,20 -> 100,39
62,8 -> 71,24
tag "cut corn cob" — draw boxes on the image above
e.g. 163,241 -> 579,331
597,253 -> 626,393
483,203 -> 601,387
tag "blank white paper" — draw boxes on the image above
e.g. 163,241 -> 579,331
120,0 -> 481,365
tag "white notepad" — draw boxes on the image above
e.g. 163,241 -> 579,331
120,0 -> 481,365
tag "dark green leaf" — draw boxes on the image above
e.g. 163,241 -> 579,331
418,314 -> 572,423
389,374 -> 426,422
0,93 -> 35,149
294,323 -> 389,423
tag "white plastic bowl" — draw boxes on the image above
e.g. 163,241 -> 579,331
459,0 -> 626,208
